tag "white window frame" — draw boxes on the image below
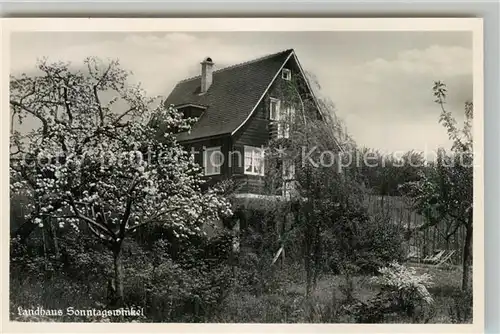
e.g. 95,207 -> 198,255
282,68 -> 292,81
244,146 -> 265,176
269,98 -> 280,121
282,161 -> 295,181
277,105 -> 295,139
282,161 -> 296,197
203,146 -> 223,176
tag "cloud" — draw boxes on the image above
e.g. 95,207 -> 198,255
360,45 -> 472,81
309,44 -> 472,153
327,44 -> 472,114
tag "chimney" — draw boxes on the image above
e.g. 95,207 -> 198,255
200,57 -> 214,93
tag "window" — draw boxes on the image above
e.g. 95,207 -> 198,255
269,98 -> 280,121
270,98 -> 295,139
283,161 -> 295,181
277,105 -> 295,139
282,68 -> 291,81
282,161 -> 296,197
204,147 -> 223,176
244,146 -> 265,176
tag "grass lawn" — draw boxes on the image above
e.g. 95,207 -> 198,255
11,260 -> 469,323
409,262 -> 467,323
219,262 -> 469,323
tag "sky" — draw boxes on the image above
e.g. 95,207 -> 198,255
10,31 -> 473,154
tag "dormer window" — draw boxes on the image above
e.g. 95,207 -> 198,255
282,68 -> 291,81
175,103 -> 206,121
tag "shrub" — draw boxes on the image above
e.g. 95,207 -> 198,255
354,217 -> 406,274
351,262 -> 435,323
11,223 -> 237,323
120,234 -> 236,322
323,212 -> 405,277
373,261 -> 434,305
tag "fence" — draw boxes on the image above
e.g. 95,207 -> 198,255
364,195 -> 465,265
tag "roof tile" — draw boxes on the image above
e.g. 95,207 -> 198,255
165,49 -> 293,141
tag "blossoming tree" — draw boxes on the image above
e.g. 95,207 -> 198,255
10,57 -> 232,305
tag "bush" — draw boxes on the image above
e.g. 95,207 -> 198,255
11,223 -> 237,323
323,212 -> 405,276
120,233 -> 236,322
355,217 -> 406,274
350,262 -> 435,323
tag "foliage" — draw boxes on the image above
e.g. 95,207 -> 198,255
10,57 -> 232,304
10,222 -> 236,322
447,289 -> 473,323
350,262 -> 435,323
400,81 -> 473,293
256,72 -> 409,295
215,291 -> 305,323
353,148 -> 425,197
322,206 -> 405,277
122,236 -> 235,322
373,262 -> 434,305
10,58 -> 232,243
277,72 -> 417,296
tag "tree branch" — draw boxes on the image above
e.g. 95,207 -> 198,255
62,86 -> 73,125
9,100 -> 49,136
93,85 -> 104,126
446,221 -> 462,240
125,206 -> 182,234
119,196 -> 133,240
68,196 -> 115,238
113,107 -> 136,125
118,175 -> 140,239
86,220 -> 114,243
90,62 -> 114,127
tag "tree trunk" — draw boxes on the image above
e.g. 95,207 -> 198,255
113,247 -> 125,307
49,220 -> 60,260
462,221 -> 473,292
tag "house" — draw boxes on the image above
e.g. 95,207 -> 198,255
165,49 -> 330,199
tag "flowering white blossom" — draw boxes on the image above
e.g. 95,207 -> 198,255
10,57 -> 232,248
372,261 -> 434,305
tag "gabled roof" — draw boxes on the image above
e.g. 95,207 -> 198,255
165,49 -> 294,142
